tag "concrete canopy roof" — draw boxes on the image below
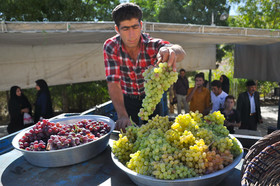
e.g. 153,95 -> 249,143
1,21 -> 279,46
0,21 -> 279,91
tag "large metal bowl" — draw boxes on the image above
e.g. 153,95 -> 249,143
111,134 -> 243,186
12,115 -> 115,167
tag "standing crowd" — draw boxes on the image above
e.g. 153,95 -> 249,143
7,79 -> 53,134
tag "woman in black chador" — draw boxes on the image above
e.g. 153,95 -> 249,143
34,79 -> 54,123
8,86 -> 32,134
220,74 -> 230,94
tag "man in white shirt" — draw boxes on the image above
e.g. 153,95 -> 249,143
210,80 -> 228,113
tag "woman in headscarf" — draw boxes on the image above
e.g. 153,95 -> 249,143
34,79 -> 54,123
8,86 -> 32,134
220,74 -> 230,94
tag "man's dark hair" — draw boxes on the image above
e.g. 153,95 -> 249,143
225,95 -> 235,101
179,68 -> 186,73
211,80 -> 222,88
246,80 -> 256,87
195,73 -> 204,80
112,3 -> 142,27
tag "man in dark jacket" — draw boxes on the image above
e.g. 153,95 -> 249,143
237,80 -> 262,130
173,68 -> 189,114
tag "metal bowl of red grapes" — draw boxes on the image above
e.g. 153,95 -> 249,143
12,115 -> 115,167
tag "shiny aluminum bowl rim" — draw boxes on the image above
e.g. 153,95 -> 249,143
12,115 -> 115,154
111,134 -> 243,184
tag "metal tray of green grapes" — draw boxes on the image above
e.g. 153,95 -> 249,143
111,113 -> 244,186
12,115 -> 115,167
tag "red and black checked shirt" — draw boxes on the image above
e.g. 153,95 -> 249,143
103,33 -> 169,95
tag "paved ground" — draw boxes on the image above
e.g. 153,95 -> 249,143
257,105 -> 279,136
0,106 -> 279,138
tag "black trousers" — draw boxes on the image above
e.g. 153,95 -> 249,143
123,94 -> 161,126
240,115 -> 258,131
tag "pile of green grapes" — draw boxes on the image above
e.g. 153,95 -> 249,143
112,111 -> 242,180
138,62 -> 178,120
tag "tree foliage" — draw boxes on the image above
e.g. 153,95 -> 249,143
258,81 -> 278,100
228,0 -> 280,29
0,0 -> 120,21
132,0 -> 230,26
22,81 -> 110,114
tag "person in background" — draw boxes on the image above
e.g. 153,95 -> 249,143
7,86 -> 32,134
103,3 -> 186,131
220,74 -> 230,94
210,80 -> 228,112
34,79 -> 54,123
237,80 -> 262,131
186,73 -> 211,115
220,95 -> 241,134
203,80 -> 209,89
198,72 -> 209,89
173,68 -> 189,114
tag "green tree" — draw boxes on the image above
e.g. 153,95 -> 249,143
130,0 -> 162,22
258,81 -> 278,100
228,0 -> 280,29
157,0 -> 186,23
182,0 -> 230,26
0,0 -> 120,21
132,0 -> 230,26
22,81 -> 110,114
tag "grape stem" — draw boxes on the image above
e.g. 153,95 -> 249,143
208,141 -> 214,150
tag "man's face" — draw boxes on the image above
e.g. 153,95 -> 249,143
115,18 -> 142,49
247,85 -> 256,95
211,86 -> 221,96
195,77 -> 204,87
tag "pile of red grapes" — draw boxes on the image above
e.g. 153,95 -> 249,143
18,119 -> 111,151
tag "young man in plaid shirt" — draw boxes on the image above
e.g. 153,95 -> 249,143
103,3 -> 186,131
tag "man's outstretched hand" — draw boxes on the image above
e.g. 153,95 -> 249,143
157,47 -> 177,72
115,116 -> 132,132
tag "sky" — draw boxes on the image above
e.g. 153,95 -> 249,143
229,3 -> 239,16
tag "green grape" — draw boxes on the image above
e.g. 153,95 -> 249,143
112,112 -> 242,180
230,136 -> 243,157
112,134 -> 134,164
139,62 -> 178,120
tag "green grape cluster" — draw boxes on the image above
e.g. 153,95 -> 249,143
112,134 -> 134,164
230,137 -> 243,157
139,62 -> 178,120
112,112 -> 242,180
132,116 -> 172,152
